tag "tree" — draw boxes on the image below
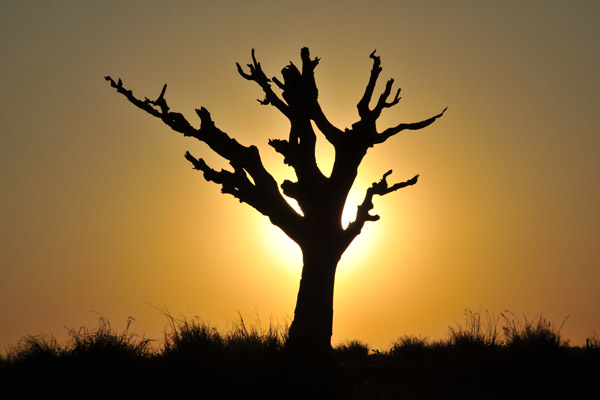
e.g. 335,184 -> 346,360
105,48 -> 446,353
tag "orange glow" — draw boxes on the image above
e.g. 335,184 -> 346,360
1,1 -> 599,352
259,221 -> 302,272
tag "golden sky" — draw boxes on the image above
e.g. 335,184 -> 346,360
1,1 -> 599,351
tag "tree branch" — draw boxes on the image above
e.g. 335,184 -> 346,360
374,107 -> 447,144
106,76 -> 304,241
297,47 -> 343,145
310,105 -> 344,146
372,79 -> 401,117
236,49 -> 290,117
105,76 -> 194,135
357,50 -> 382,119
268,138 -> 299,167
237,49 -> 332,214
300,47 -> 320,97
184,151 -> 257,205
344,170 -> 419,245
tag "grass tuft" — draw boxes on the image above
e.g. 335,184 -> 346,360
6,333 -> 63,363
162,313 -> 224,357
389,335 -> 432,356
334,340 -> 370,361
224,313 -> 286,355
161,311 -> 287,359
66,315 -> 155,361
586,331 -> 600,349
501,311 -> 567,350
448,308 -> 500,348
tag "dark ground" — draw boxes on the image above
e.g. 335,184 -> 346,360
2,342 -> 598,399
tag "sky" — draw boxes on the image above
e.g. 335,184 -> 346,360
1,1 -> 599,351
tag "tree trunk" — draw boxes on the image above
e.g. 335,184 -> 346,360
287,243 -> 342,354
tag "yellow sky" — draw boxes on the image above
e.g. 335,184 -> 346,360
1,1 -> 599,351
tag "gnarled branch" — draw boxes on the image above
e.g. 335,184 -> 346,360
236,49 -> 290,117
350,51 -> 446,150
357,50 -> 382,119
184,151 -> 255,204
298,48 -> 344,145
105,76 -> 194,135
239,49 -> 332,196
105,76 -> 303,241
357,51 -> 402,119
375,106 -> 448,145
373,78 -> 401,117
343,170 -> 419,246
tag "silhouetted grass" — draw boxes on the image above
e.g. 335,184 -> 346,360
334,340 -> 370,361
155,311 -> 292,398
6,333 -> 63,363
448,308 -> 500,348
68,316 -> 155,359
501,311 -> 568,350
1,309 -> 599,399
587,331 -> 600,349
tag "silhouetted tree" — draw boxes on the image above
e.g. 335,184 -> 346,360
106,48 -> 445,354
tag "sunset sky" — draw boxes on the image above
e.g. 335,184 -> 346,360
1,1 -> 599,351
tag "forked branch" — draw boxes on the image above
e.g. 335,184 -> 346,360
105,76 -> 194,135
105,75 -> 303,241
344,170 -> 419,245
351,51 -> 447,149
357,50 -> 383,119
373,78 -> 401,117
236,49 -> 290,117
299,47 -> 344,144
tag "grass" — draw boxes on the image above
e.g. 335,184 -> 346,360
450,308 -> 500,346
68,316 -> 155,359
1,309 -> 598,399
587,331 -> 600,349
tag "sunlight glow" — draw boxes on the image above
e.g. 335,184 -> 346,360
338,188 -> 384,274
259,222 -> 302,272
257,182 -> 384,275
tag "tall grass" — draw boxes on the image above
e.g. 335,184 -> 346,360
67,316 -> 155,359
501,311 -> 568,349
6,333 -> 63,363
161,311 -> 287,358
1,309 -> 591,362
1,309 -> 598,399
5,316 -> 154,365
448,308 -> 500,348
442,308 -> 568,349
1,309 -> 590,361
587,331 -> 600,349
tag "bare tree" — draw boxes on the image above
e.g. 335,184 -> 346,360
105,48 -> 446,353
